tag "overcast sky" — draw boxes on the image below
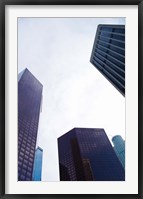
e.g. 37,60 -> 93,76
18,17 -> 125,181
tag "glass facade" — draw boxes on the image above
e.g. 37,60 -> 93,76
58,128 -> 125,181
112,135 -> 125,169
18,68 -> 43,181
32,147 -> 43,181
90,24 -> 125,96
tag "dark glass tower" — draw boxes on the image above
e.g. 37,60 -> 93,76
112,135 -> 125,169
18,68 -> 43,181
58,128 -> 125,181
90,24 -> 125,96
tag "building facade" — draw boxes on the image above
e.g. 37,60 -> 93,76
112,135 -> 125,169
18,68 -> 43,181
58,128 -> 125,181
90,24 -> 125,96
32,146 -> 43,181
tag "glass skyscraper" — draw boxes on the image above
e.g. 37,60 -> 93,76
90,24 -> 125,96
58,128 -> 125,181
18,68 -> 43,181
112,135 -> 125,169
32,146 -> 43,181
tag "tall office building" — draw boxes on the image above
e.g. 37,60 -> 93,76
18,68 -> 43,181
32,146 -> 43,181
58,128 -> 125,181
112,135 -> 125,169
90,24 -> 125,96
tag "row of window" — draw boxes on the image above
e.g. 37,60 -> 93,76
18,155 -> 34,165
99,36 -> 125,49
96,44 -> 125,63
100,31 -> 125,41
94,48 -> 125,67
18,117 -> 39,127
18,174 -> 31,181
19,167 -> 31,177
18,160 -> 33,169
97,40 -> 125,56
18,141 -> 35,152
93,53 -> 125,80
93,52 -> 125,78
92,59 -> 125,93
100,27 -> 125,34
19,150 -> 34,158
18,124 -> 38,133
18,134 -> 36,145
18,137 -> 35,147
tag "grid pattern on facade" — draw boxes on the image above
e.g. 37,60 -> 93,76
18,68 -> 43,181
58,128 -> 125,181
58,130 -> 77,181
90,24 -> 125,96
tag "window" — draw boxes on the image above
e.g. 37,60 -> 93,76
21,169 -> 26,175
24,159 -> 28,164
27,172 -> 31,177
27,167 -> 32,172
102,27 -> 113,32
114,28 -> 125,34
111,40 -> 125,48
20,174 -> 25,180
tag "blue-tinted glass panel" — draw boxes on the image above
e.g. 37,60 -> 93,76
105,59 -> 124,71
111,40 -> 125,48
93,60 -> 103,70
98,62 -> 124,84
95,56 -> 124,82
100,32 -> 111,37
108,51 -> 125,63
112,34 -> 125,41
98,40 -> 109,48
95,53 -> 106,62
97,45 -> 108,54
101,27 -> 113,32
94,57 -> 104,67
95,49 -> 107,58
105,60 -> 125,78
99,36 -> 111,43
106,55 -> 125,69
109,45 -> 125,56
113,28 -> 125,34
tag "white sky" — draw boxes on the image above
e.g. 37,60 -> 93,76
18,17 -> 125,181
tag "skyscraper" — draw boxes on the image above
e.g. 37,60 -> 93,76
32,146 -> 43,181
58,128 -> 125,181
90,24 -> 125,96
112,135 -> 125,169
18,68 -> 43,181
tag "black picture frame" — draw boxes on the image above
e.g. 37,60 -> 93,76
0,0 -> 143,198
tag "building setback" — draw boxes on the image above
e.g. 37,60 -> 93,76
112,135 -> 125,169
18,68 -> 43,181
90,24 -> 125,96
58,128 -> 125,181
32,146 -> 43,181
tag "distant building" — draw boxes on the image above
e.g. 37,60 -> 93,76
112,135 -> 125,169
18,68 -> 43,181
32,147 -> 43,181
58,128 -> 125,181
90,24 -> 125,96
